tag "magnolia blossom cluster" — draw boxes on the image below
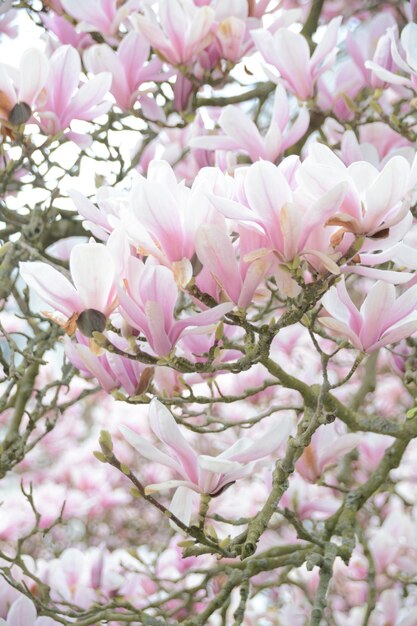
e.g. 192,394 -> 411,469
19,146 -> 417,374
3,0 -> 417,625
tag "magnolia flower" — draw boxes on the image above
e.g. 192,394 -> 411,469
190,85 -> 309,162
296,423 -> 360,483
118,257 -> 232,356
319,279 -> 417,352
0,0 -> 18,39
63,333 -> 147,396
298,144 -> 413,242
118,161 -> 217,286
372,589 -> 417,626
0,596 -> 57,626
346,13 -> 396,86
208,159 -> 347,273
20,242 -> 116,337
84,31 -> 165,112
60,0 -> 141,37
120,399 -> 293,525
0,48 -> 48,125
252,17 -> 341,100
195,222 -> 270,308
216,15 -> 247,62
365,23 -> 417,91
36,45 -> 111,141
130,0 -> 215,66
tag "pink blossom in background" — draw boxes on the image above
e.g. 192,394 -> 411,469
0,0 -> 18,39
296,423 -> 360,482
0,596 -> 58,626
190,85 -> 310,162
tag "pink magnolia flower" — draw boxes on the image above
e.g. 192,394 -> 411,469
0,48 -> 48,125
252,17 -> 341,100
20,242 -> 117,337
120,399 -> 293,524
366,23 -> 417,91
68,186 -> 129,241
195,222 -> 270,308
372,589 -> 417,626
84,31 -> 165,112
0,1 -> 18,39
63,333 -> 146,395
280,475 -> 339,520
60,0 -> 141,38
216,15 -> 247,62
118,257 -> 232,356
190,85 -> 309,162
36,45 -> 111,139
319,279 -> 417,352
295,423 -> 360,483
298,144 -> 413,241
130,0 -> 215,66
346,13 -> 396,86
41,13 -> 94,51
0,596 -> 57,626
208,159 -> 347,273
316,57 -> 365,121
118,161 -> 217,286
340,124 -> 413,168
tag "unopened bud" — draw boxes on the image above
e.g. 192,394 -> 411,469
99,430 -> 113,457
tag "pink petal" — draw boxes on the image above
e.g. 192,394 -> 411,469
372,318 -> 417,351
319,317 -> 363,349
47,46 -> 80,115
20,261 -> 82,317
7,596 -> 37,626
195,223 -> 242,303
237,258 -> 268,308
310,17 -> 341,74
144,301 -> 173,356
70,242 -> 116,313
18,48 -> 48,105
272,29 -> 313,99
62,72 -> 111,125
119,423 -> 181,473
118,30 -> 151,90
173,302 -> 233,343
219,105 -> 265,161
169,486 -> 197,528
223,416 -> 293,463
359,281 -> 395,347
244,160 -> 292,229
342,265 -> 414,283
84,43 -> 129,110
150,400 -> 199,483
281,107 -> 310,151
